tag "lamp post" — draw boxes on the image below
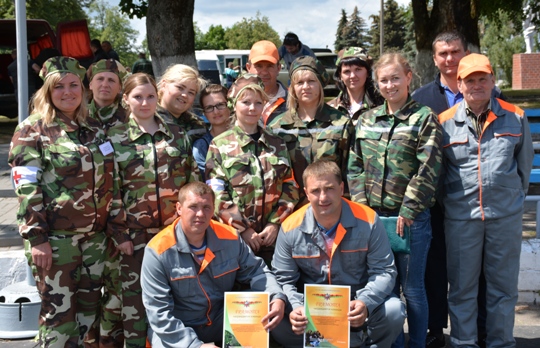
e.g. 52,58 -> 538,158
380,0 -> 384,56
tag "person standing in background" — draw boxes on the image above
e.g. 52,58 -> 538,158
278,32 -> 316,70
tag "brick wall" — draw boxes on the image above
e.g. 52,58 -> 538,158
513,53 -> 540,89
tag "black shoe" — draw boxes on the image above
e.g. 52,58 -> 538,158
426,333 -> 446,348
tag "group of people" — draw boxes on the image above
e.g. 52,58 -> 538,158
8,29 -> 532,348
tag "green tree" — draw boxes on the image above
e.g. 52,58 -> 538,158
480,10 -> 525,87
194,22 -> 205,50
341,6 -> 370,50
201,25 -> 227,50
334,9 -> 348,52
224,12 -> 280,49
368,0 -> 407,61
0,0 -> 88,28
88,0 -> 139,67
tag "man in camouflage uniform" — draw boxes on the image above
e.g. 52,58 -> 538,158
205,74 -> 298,264
87,58 -> 129,130
8,57 -> 129,347
86,58 -> 129,347
268,56 -> 354,207
108,112 -> 200,348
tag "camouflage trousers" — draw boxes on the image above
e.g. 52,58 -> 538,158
120,230 -> 156,348
25,231 -> 107,348
86,238 -> 124,347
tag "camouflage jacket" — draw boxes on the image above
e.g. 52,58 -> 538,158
108,115 -> 200,232
157,105 -> 208,143
88,99 -> 127,131
205,125 -> 299,233
347,97 -> 443,220
268,103 -> 354,206
327,91 -> 382,126
8,112 -> 128,246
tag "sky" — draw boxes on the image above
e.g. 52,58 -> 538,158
109,0 -> 411,50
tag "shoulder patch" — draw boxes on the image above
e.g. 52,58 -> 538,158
211,220 -> 238,240
497,98 -> 524,117
147,221 -> 178,255
281,204 -> 310,232
344,199 -> 376,224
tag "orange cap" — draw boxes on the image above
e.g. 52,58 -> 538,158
457,53 -> 493,80
249,40 -> 279,64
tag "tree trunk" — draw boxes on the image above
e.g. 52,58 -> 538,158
147,0 -> 196,79
412,0 -> 480,85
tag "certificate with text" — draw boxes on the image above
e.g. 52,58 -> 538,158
223,292 -> 269,348
304,284 -> 350,348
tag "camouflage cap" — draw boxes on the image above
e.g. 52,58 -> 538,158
39,56 -> 86,81
87,59 -> 128,83
289,56 -> 329,87
336,46 -> 369,65
227,73 -> 265,108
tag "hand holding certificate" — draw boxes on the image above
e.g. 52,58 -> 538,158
303,284 -> 351,348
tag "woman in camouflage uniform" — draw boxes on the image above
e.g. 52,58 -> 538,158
328,47 -> 383,126
268,56 -> 353,207
87,58 -> 129,130
206,75 -> 298,264
347,53 -> 443,348
86,58 -> 130,347
8,57 -> 130,347
157,64 -> 208,142
108,73 -> 200,348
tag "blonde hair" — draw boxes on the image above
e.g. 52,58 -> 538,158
122,73 -> 158,117
31,72 -> 87,125
287,69 -> 324,112
373,52 -> 413,83
157,64 -> 206,103
232,84 -> 269,126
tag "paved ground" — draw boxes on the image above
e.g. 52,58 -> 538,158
0,134 -> 539,346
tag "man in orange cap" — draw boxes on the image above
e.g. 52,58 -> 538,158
438,53 -> 533,348
246,40 -> 288,126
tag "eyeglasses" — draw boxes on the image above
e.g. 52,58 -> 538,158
203,102 -> 227,113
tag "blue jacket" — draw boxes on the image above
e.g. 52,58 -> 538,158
439,98 -> 533,221
412,73 -> 505,115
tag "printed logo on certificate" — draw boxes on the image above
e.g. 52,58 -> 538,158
304,284 -> 350,348
223,292 -> 269,348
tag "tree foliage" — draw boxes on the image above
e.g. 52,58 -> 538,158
0,0 -> 88,29
88,0 -> 140,67
340,7 -> 370,50
197,25 -> 227,50
334,9 -> 348,52
224,12 -> 280,49
480,10 -> 525,87
118,0 -> 148,19
368,0 -> 408,61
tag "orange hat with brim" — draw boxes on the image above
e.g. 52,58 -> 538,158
457,53 -> 493,80
249,40 -> 279,64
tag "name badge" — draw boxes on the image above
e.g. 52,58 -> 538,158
99,141 -> 114,156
